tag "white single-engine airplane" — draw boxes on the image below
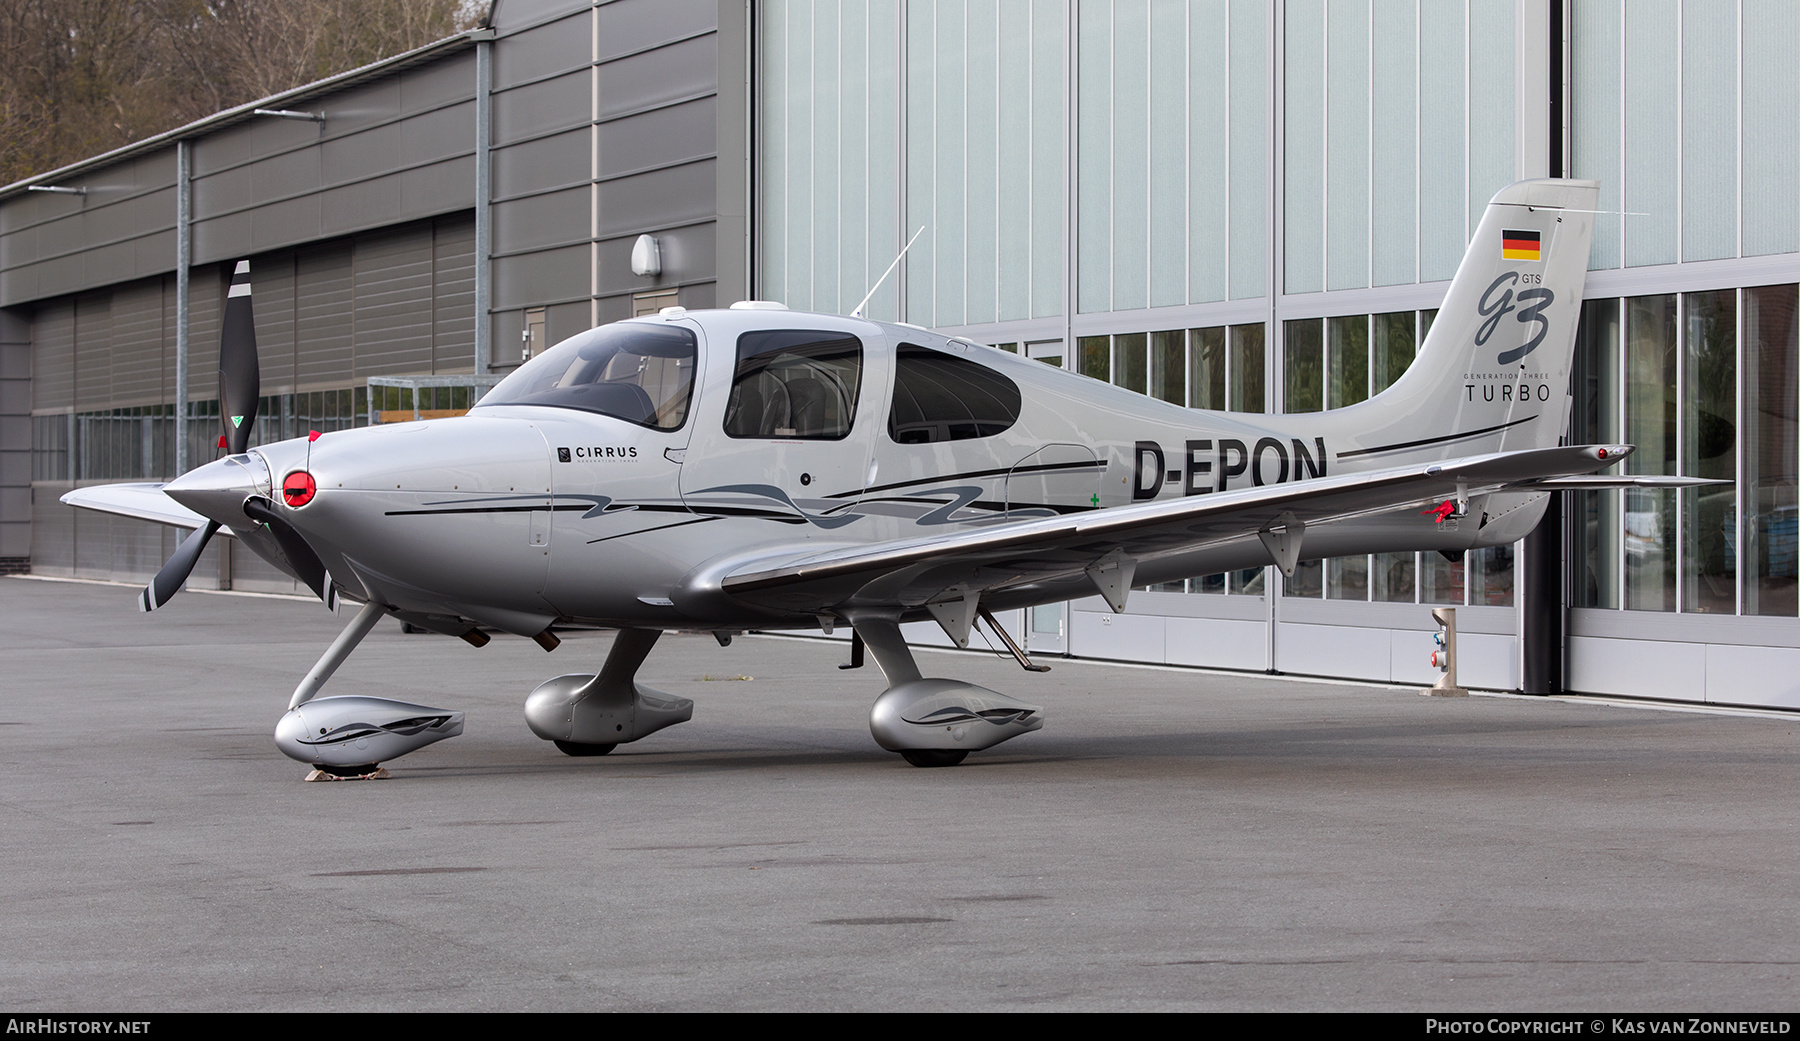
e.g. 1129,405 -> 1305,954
64,178 -> 1709,774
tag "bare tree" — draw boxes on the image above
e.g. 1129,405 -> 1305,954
0,0 -> 473,185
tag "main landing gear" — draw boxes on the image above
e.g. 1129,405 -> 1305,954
521,619 -> 1043,768
523,628 -> 695,754
849,615 -> 1044,768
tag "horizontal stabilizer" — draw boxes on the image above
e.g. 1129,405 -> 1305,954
1529,474 -> 1730,489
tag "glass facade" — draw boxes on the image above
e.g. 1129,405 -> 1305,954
756,1 -> 1800,697
1575,285 -> 1800,619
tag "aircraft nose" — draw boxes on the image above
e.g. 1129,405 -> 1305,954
163,453 -> 272,527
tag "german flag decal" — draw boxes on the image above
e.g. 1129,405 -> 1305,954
1502,229 -> 1542,261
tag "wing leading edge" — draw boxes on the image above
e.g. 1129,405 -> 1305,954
715,444 -> 1714,616
60,483 -> 220,533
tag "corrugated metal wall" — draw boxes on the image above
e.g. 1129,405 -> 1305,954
30,212 -> 476,418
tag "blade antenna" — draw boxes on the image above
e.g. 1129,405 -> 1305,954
850,226 -> 926,319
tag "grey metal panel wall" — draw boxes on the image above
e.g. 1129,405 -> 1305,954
253,255 -> 299,395
351,223 -> 436,377
0,151 -> 179,307
598,0 -> 719,58
185,267 -> 222,402
109,279 -> 167,408
433,215 -> 477,373
30,478 -> 73,575
294,246 -> 354,389
0,308 -> 28,558
189,52 -> 478,266
73,292 -> 112,411
492,128 -> 588,200
486,0 -> 728,332
597,159 -> 716,237
31,300 -> 73,410
599,33 -> 718,117
598,96 -> 717,179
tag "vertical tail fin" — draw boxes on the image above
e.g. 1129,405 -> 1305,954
1344,178 -> 1599,462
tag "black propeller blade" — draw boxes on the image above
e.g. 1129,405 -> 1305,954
241,497 -> 338,612
219,259 -> 260,456
139,520 -> 221,612
138,258 -> 258,612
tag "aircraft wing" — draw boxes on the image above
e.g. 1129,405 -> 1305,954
717,444 -> 1702,616
60,483 -> 226,534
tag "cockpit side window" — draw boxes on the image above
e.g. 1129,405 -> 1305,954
888,343 -> 1022,444
476,323 -> 697,430
724,330 -> 863,439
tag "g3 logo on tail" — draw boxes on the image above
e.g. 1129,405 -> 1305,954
1476,271 -> 1555,365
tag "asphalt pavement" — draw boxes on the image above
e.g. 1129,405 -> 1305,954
3,575 -> 1797,1011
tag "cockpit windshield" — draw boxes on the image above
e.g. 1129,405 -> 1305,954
476,322 -> 697,430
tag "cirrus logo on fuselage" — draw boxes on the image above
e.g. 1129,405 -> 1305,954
557,446 -> 639,462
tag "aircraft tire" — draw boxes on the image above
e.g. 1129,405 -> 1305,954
554,740 -> 617,757
899,749 -> 968,768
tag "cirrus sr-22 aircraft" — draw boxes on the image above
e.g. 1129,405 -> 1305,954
63,178 -> 1709,776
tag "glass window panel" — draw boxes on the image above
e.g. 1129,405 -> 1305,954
1742,0 -> 1800,258
1284,558 -> 1323,598
1372,551 -> 1416,603
1417,0 -> 1466,281
1078,335 -> 1111,382
1284,319 -> 1323,413
1113,332 -> 1147,394
1327,314 -> 1369,408
1076,0 -> 1112,313
1370,0 -> 1417,287
1624,295 -> 1677,611
1681,2 -> 1737,262
1283,0 -> 1325,295
1191,572 -> 1226,595
1147,0 -> 1186,309
1150,330 -> 1185,404
1229,567 -> 1264,595
1189,327 -> 1227,410
1227,0 -> 1266,300
1745,285 -> 1799,616
1187,0 -> 1228,304
1466,0 -> 1514,241
1683,290 -> 1738,613
1624,0 -> 1678,267
1421,551 -> 1464,605
1325,0 -> 1370,291
1229,323 -> 1266,412
1371,310 -> 1416,393
1326,555 -> 1369,600
1468,545 -> 1514,607
1571,0 -> 1622,269
1032,3 -> 1065,317
1111,0 -> 1150,313
1572,299 -> 1622,609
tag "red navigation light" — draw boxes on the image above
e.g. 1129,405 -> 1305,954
282,470 -> 317,508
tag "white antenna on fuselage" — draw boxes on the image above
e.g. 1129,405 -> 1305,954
851,226 -> 926,319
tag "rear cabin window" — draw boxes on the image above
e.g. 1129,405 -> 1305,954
724,330 -> 863,439
888,343 -> 1023,444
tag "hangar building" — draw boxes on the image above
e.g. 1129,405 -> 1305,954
5,0 -> 1796,711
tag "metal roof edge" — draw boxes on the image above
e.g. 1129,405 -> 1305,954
0,29 -> 487,201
